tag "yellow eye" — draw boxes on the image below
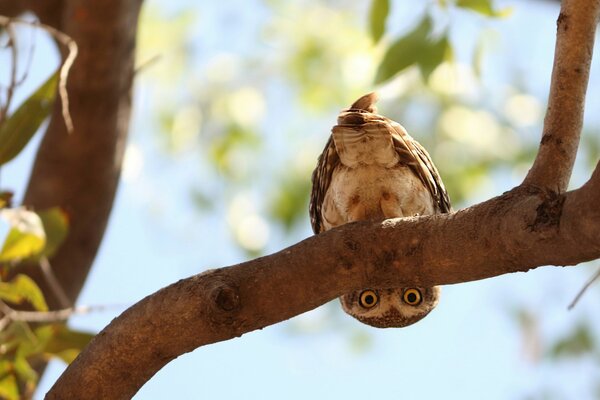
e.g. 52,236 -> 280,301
359,290 -> 378,308
403,289 -> 422,306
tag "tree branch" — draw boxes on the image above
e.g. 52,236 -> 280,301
523,0 -> 600,191
19,0 -> 143,310
45,179 -> 600,400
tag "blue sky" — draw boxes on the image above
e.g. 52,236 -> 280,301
2,0 -> 600,398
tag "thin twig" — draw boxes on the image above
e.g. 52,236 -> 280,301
134,54 -> 162,75
39,257 -> 72,309
568,266 -> 600,310
14,19 -> 37,87
0,299 -> 128,331
0,16 -> 78,134
0,21 -> 17,126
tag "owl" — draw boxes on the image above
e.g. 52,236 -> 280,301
309,92 -> 451,328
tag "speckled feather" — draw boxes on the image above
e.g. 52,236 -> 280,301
309,92 -> 451,328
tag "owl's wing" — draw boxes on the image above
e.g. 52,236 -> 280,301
389,120 -> 451,213
309,135 -> 340,234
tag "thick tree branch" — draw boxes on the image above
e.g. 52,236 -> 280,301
524,0 -> 600,191
19,0 -> 142,310
46,178 -> 600,400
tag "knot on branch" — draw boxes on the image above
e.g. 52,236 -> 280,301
529,189 -> 566,235
210,281 -> 240,312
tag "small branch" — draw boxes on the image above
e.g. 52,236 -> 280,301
39,257 -> 71,309
0,300 -> 123,327
568,266 -> 600,310
0,16 -> 78,134
134,54 -> 162,75
523,0 -> 600,191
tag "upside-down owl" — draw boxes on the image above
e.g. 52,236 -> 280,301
309,93 -> 451,328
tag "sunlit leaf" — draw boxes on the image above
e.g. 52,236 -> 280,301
550,324 -> 595,359
0,274 -> 48,311
456,0 -> 512,18
0,208 -> 46,262
369,0 -> 390,43
35,324 -> 95,364
0,72 -> 58,166
0,373 -> 19,400
36,207 -> 69,259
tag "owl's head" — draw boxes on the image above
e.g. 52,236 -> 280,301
340,287 -> 440,328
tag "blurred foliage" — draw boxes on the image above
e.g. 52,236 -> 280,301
375,15 -> 452,83
454,0 -> 512,17
368,0 -> 389,44
550,323 -> 595,359
0,25 -> 92,399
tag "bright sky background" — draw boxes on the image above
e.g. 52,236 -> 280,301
2,0 -> 600,398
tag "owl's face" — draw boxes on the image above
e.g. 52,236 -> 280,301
340,287 -> 440,328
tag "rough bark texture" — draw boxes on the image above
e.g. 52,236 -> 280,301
2,0 -> 143,310
44,0 -> 600,398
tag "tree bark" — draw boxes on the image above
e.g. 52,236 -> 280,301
45,0 -> 600,398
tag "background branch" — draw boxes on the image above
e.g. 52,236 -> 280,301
16,0 -> 143,311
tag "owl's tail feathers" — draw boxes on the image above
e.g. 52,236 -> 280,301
350,92 -> 378,113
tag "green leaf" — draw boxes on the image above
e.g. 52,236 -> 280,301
0,71 -> 58,166
0,373 -> 19,400
0,274 -> 48,311
35,324 -> 95,364
375,15 -> 452,83
456,0 -> 512,18
369,0 -> 390,43
0,208 -> 46,262
36,208 -> 69,259
375,15 -> 432,83
417,34 -> 452,81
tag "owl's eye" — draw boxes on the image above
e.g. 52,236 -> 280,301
403,289 -> 422,306
358,290 -> 378,308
